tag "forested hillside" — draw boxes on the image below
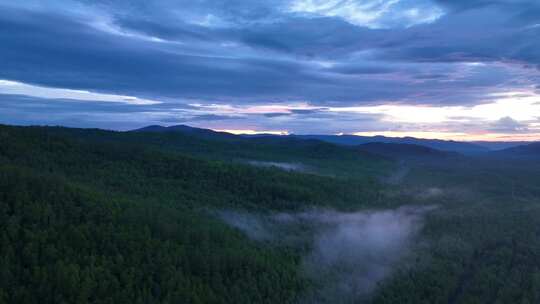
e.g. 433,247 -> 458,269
41,125 -> 390,179
373,157 -> 540,304
0,124 -> 385,303
3,124 -> 540,304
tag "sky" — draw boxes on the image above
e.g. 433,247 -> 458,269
1,0 -> 540,140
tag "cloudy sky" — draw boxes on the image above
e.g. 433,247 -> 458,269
1,0 -> 540,140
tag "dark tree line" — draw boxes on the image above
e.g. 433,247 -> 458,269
0,125 -> 382,303
4,124 -> 540,303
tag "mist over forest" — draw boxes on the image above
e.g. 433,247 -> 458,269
220,206 -> 436,302
3,0 -> 540,301
3,124 -> 540,303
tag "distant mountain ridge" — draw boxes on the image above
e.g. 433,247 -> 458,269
131,125 -> 529,155
124,124 -> 391,178
471,141 -> 530,150
288,134 -> 487,154
493,142 -> 540,158
357,142 -> 460,160
133,124 -> 238,140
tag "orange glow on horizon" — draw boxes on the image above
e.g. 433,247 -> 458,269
214,129 -> 290,135
351,131 -> 540,142
215,129 -> 540,141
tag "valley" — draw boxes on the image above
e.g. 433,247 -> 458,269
2,124 -> 540,303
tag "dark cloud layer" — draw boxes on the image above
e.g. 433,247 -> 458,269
1,0 -> 540,133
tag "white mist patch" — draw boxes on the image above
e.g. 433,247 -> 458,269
217,210 -> 273,241
216,206 -> 436,302
246,160 -> 308,172
299,207 -> 434,303
383,162 -> 410,185
417,187 -> 444,199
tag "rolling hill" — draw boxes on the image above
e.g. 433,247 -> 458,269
4,124 -> 540,304
492,142 -> 540,158
0,123 -> 392,303
291,134 -> 489,155
127,125 -> 391,178
357,142 -> 460,160
132,125 -> 530,155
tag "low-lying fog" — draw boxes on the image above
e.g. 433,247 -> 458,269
218,206 -> 436,303
245,160 -> 308,172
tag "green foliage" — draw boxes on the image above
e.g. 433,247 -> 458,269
0,125 -> 382,211
0,165 -> 307,303
10,125 -> 390,179
0,124 -> 382,303
372,158 -> 540,304
4,124 -> 540,303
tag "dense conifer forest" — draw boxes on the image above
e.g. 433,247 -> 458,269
0,124 -> 384,303
2,124 -> 540,303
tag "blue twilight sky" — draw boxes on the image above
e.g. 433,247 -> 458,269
1,0 -> 540,140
